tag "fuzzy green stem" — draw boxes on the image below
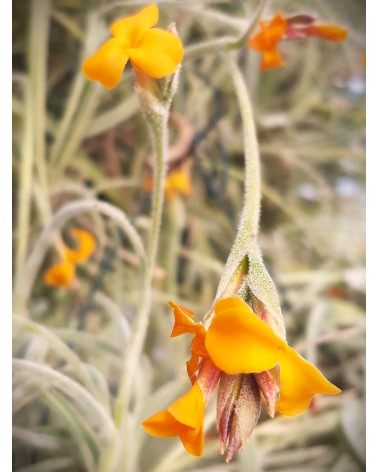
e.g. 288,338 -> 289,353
113,108 -> 169,430
185,0 -> 268,59
205,56 -> 262,323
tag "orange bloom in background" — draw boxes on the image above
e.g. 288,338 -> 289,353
144,165 -> 192,200
43,228 -> 96,288
164,170 -> 192,199
63,228 -> 96,264
248,14 -> 287,70
143,297 -> 340,459
248,12 -> 347,71
43,260 -> 76,288
82,4 -> 184,89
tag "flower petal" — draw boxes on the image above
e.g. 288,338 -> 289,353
168,301 -> 208,382
143,383 -> 205,456
110,4 -> 159,45
303,24 -> 347,42
277,346 -> 341,415
82,38 -> 129,89
260,48 -> 285,71
142,409 -> 177,437
64,228 -> 96,264
248,14 -> 287,52
168,301 -> 198,337
43,260 -> 76,287
206,298 -> 285,374
207,297 -> 341,417
129,28 -> 184,78
165,170 -> 192,199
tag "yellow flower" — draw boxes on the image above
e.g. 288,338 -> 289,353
82,4 -> 184,89
43,228 -> 96,288
143,297 -> 340,457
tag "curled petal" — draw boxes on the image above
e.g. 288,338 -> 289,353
111,4 -> 159,45
168,301 -> 208,381
82,38 -> 129,89
143,383 -> 205,456
43,261 -> 76,287
168,301 -> 198,337
129,28 -> 184,78
277,347 -> 341,416
64,228 -> 96,264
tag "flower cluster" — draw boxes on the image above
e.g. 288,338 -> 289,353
43,228 -> 96,288
248,13 -> 347,70
143,297 -> 340,460
82,4 -> 184,89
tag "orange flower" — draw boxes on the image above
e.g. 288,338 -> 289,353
82,4 -> 184,89
164,170 -> 192,199
43,228 -> 96,288
43,260 -> 76,288
248,12 -> 347,71
143,358 -> 220,456
145,166 -> 192,200
206,298 -> 340,416
143,382 -> 205,456
63,228 -> 96,263
143,297 -> 340,458
248,14 -> 287,70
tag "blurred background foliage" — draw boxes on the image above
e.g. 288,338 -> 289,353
13,0 -> 365,471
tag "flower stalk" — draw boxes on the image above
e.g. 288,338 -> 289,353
206,55 -> 262,323
108,69 -> 181,472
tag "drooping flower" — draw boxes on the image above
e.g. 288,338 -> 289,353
248,12 -> 347,71
43,228 -> 96,288
82,4 -> 184,89
143,297 -> 340,459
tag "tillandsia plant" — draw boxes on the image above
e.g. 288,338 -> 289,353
13,1 -> 365,472
142,59 -> 341,461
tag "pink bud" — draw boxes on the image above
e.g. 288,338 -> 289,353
217,373 -> 261,462
255,367 -> 280,418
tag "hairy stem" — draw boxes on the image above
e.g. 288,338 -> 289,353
114,107 -> 169,430
204,56 -> 262,324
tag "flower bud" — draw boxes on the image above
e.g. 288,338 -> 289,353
286,13 -> 316,26
217,373 -> 261,462
255,366 -> 280,418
